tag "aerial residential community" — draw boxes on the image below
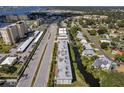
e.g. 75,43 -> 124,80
0,6 -> 124,87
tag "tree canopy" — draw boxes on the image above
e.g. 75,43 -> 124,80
70,25 -> 81,36
0,65 -> 17,74
115,53 -> 124,62
100,42 -> 109,49
88,30 -> 97,35
117,20 -> 124,27
97,26 -> 108,35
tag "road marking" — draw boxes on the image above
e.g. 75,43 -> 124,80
48,33 -> 51,40
31,24 -> 57,87
31,43 -> 48,87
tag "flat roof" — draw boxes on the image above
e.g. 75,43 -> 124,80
34,30 -> 40,37
59,30 -> 67,34
59,28 -> 67,31
1,57 -> 16,65
59,28 -> 67,34
17,37 -> 34,52
34,31 -> 43,43
100,39 -> 111,43
56,40 -> 72,80
58,28 -> 68,38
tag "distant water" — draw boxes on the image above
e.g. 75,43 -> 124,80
0,22 -> 11,28
0,6 -> 47,16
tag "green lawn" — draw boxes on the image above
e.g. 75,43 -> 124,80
69,44 -> 76,62
0,38 -> 12,53
102,48 -> 114,58
81,56 -> 108,82
0,63 -> 23,79
68,44 -> 88,87
47,43 -> 58,87
92,35 -> 101,45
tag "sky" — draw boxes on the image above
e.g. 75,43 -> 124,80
0,0 -> 124,6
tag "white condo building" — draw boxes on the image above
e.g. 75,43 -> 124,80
16,21 -> 28,38
0,24 -> 19,45
0,21 -> 28,45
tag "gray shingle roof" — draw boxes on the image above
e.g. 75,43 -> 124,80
83,43 -> 93,50
92,57 -> 112,69
82,49 -> 95,55
76,31 -> 85,39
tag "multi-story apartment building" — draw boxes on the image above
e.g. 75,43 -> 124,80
8,24 -> 19,44
0,24 -> 19,45
0,21 -> 28,45
16,21 -> 28,38
0,27 -> 12,45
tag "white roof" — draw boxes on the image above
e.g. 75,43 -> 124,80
59,28 -> 67,34
80,39 -> 87,44
100,39 -> 111,43
1,57 -> 16,65
59,28 -> 66,31
84,43 -> 93,50
17,37 -> 34,52
82,49 -> 95,56
58,28 -> 68,39
59,30 -> 67,34
34,31 -> 43,43
76,31 -> 85,40
34,31 -> 40,37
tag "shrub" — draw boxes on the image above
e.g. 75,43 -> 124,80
0,65 -> 17,74
100,42 -> 109,49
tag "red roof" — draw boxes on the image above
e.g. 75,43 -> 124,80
115,50 -> 123,55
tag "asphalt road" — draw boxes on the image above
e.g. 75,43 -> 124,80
17,22 -> 57,87
17,24 -> 51,87
33,23 -> 57,87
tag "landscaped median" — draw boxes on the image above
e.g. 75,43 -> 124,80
31,43 -> 48,86
47,43 -> 58,87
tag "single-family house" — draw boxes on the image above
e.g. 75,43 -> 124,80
76,31 -> 85,40
92,56 -> 112,70
82,43 -> 95,56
